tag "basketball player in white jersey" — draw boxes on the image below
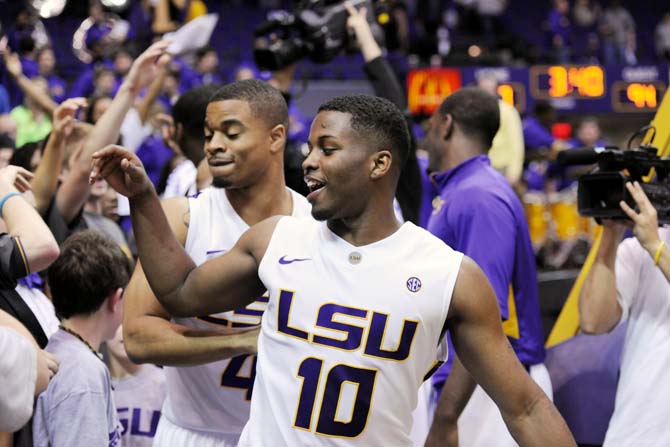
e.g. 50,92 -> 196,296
93,94 -> 575,446
121,79 -> 311,447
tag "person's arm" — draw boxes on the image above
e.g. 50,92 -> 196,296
425,356 -> 476,447
123,197 -> 260,366
0,166 -> 59,273
448,257 -> 575,445
135,58 -> 171,124
499,102 -> 525,185
91,145 -> 270,317
346,4 -> 406,109
31,98 -> 87,215
56,40 -> 171,224
578,222 -> 626,334
2,51 -> 58,116
0,310 -> 58,398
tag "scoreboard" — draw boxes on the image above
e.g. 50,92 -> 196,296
407,65 -> 669,116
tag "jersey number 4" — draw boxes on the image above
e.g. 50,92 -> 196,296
293,357 -> 377,438
220,354 -> 256,401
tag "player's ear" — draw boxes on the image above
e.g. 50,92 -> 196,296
370,150 -> 392,180
268,124 -> 287,154
107,287 -> 124,313
442,114 -> 454,141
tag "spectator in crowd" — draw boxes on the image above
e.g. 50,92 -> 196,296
158,84 -> 219,199
7,8 -> 50,56
180,46 -> 224,91
579,182 -> 670,446
477,74 -> 524,186
33,230 -> 131,447
86,95 -> 114,125
548,0 -> 573,63
36,47 -> 67,104
4,53 -> 53,147
104,325 -> 166,447
522,100 -> 567,191
422,88 -> 548,447
546,116 -> 607,192
599,0 -> 636,65
0,309 -> 59,433
655,11 -> 670,61
573,0 -> 601,29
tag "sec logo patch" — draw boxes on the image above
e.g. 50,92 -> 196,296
406,277 -> 422,293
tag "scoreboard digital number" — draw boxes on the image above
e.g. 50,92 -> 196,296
611,81 -> 667,112
497,82 -> 526,112
530,65 -> 606,99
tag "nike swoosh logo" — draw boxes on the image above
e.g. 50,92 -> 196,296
206,249 -> 227,255
278,255 -> 311,265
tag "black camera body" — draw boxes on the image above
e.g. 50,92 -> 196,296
253,0 -> 383,71
558,145 -> 670,224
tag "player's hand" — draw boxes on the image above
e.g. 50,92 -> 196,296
35,349 -> 59,395
0,165 -> 34,193
345,3 -> 370,37
90,145 -> 153,199
212,325 -> 261,355
123,39 -> 172,96
52,98 -> 87,138
619,181 -> 662,255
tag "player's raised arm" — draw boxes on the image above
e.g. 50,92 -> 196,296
91,145 -> 269,317
447,257 -> 575,446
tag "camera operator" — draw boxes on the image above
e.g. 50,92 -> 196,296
579,180 -> 670,445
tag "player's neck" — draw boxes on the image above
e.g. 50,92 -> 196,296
226,171 -> 293,226
442,134 -> 484,172
328,200 -> 402,247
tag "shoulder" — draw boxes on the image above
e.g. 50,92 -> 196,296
161,196 -> 190,242
448,183 -> 512,216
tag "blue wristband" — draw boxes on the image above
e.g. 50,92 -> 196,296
0,192 -> 21,218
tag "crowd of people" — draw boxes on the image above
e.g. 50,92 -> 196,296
0,1 -> 668,447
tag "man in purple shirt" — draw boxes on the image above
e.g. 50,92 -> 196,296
422,87 -> 549,447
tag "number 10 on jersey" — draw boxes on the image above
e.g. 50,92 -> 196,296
293,357 -> 378,438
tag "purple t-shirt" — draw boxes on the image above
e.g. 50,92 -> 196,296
427,155 -> 545,388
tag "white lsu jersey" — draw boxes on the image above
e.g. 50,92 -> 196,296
239,217 -> 463,446
161,187 -> 311,438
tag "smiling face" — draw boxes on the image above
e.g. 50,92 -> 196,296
303,110 -> 376,221
203,99 -> 274,189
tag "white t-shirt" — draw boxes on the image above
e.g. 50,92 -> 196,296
0,326 -> 37,432
112,365 -> 166,447
604,227 -> 670,446
240,217 -> 461,446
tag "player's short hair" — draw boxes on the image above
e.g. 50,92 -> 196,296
49,230 -> 132,319
317,94 -> 410,170
209,79 -> 288,129
437,87 -> 500,150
